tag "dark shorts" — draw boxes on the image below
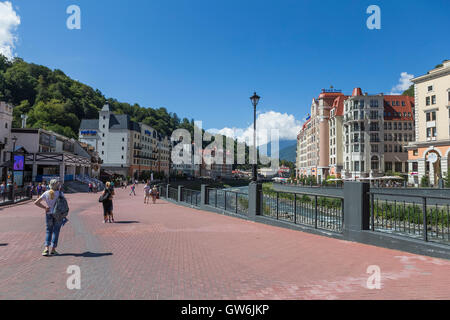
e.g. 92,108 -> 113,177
103,200 -> 113,216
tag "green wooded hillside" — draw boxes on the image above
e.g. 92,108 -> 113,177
0,54 -> 195,139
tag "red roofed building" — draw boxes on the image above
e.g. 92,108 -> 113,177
329,95 -> 348,177
341,89 -> 415,179
296,88 -> 344,182
296,87 -> 416,181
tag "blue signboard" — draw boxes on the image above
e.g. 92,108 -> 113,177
81,130 -> 98,135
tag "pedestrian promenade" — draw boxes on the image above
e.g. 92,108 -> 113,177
0,188 -> 449,299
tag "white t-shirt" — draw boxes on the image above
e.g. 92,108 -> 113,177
40,190 -> 63,211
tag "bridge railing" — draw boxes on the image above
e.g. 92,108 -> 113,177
261,189 -> 344,233
369,191 -> 450,245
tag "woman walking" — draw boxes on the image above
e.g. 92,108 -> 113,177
101,182 -> 115,223
143,181 -> 151,204
34,179 -> 66,256
150,186 -> 159,204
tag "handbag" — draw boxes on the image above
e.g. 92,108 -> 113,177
98,190 -> 109,203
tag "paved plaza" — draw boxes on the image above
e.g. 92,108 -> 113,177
0,188 -> 449,300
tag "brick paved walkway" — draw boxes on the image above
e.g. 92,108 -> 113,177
0,188 -> 449,299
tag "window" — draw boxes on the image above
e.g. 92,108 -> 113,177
103,124 -> 105,129
5,123 -> 7,129
371,156 -> 379,170
371,144 -> 378,153
428,86 -> 433,92
426,97 -> 430,106
426,111 -> 436,122
389,145 -> 393,152
432,95 -> 436,105
395,162 -> 403,172
388,122 -> 392,130
385,162 -> 393,171
354,161 -> 360,172
384,144 -> 388,152
402,101 -> 405,106
394,145 -> 398,153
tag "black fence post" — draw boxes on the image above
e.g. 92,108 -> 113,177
235,192 -> 238,214
294,193 -> 297,224
276,192 -> 279,220
200,184 -> 208,206
314,195 -> 318,229
177,185 -> 184,202
371,193 -> 375,231
423,197 -> 428,242
248,182 -> 262,221
343,182 -> 370,238
224,191 -> 227,211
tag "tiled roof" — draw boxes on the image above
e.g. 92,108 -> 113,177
331,95 -> 348,116
383,96 -> 415,121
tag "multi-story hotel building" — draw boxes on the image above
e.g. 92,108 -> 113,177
296,89 -> 344,182
407,60 -> 450,186
297,88 -> 415,181
329,95 -> 347,177
79,104 -> 170,179
342,89 -> 414,179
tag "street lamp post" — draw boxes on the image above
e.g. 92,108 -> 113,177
250,92 -> 260,182
10,136 -> 18,202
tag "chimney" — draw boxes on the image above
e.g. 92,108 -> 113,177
352,88 -> 363,96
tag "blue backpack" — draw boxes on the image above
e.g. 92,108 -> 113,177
52,192 -> 69,223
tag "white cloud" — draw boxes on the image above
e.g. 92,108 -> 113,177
208,110 -> 302,147
390,72 -> 414,95
0,1 -> 20,60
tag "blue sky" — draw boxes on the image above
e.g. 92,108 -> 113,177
3,0 -> 450,141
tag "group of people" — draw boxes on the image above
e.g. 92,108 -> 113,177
31,178 -> 162,257
88,182 -> 99,193
0,181 -> 50,201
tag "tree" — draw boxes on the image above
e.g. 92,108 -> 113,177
421,175 -> 430,188
402,85 -> 414,97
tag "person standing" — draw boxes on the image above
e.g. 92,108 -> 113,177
150,186 -> 158,204
34,179 -> 66,256
143,181 -> 151,204
101,182 -> 115,223
129,183 -> 136,196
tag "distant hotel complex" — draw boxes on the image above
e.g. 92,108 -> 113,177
296,60 -> 450,187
